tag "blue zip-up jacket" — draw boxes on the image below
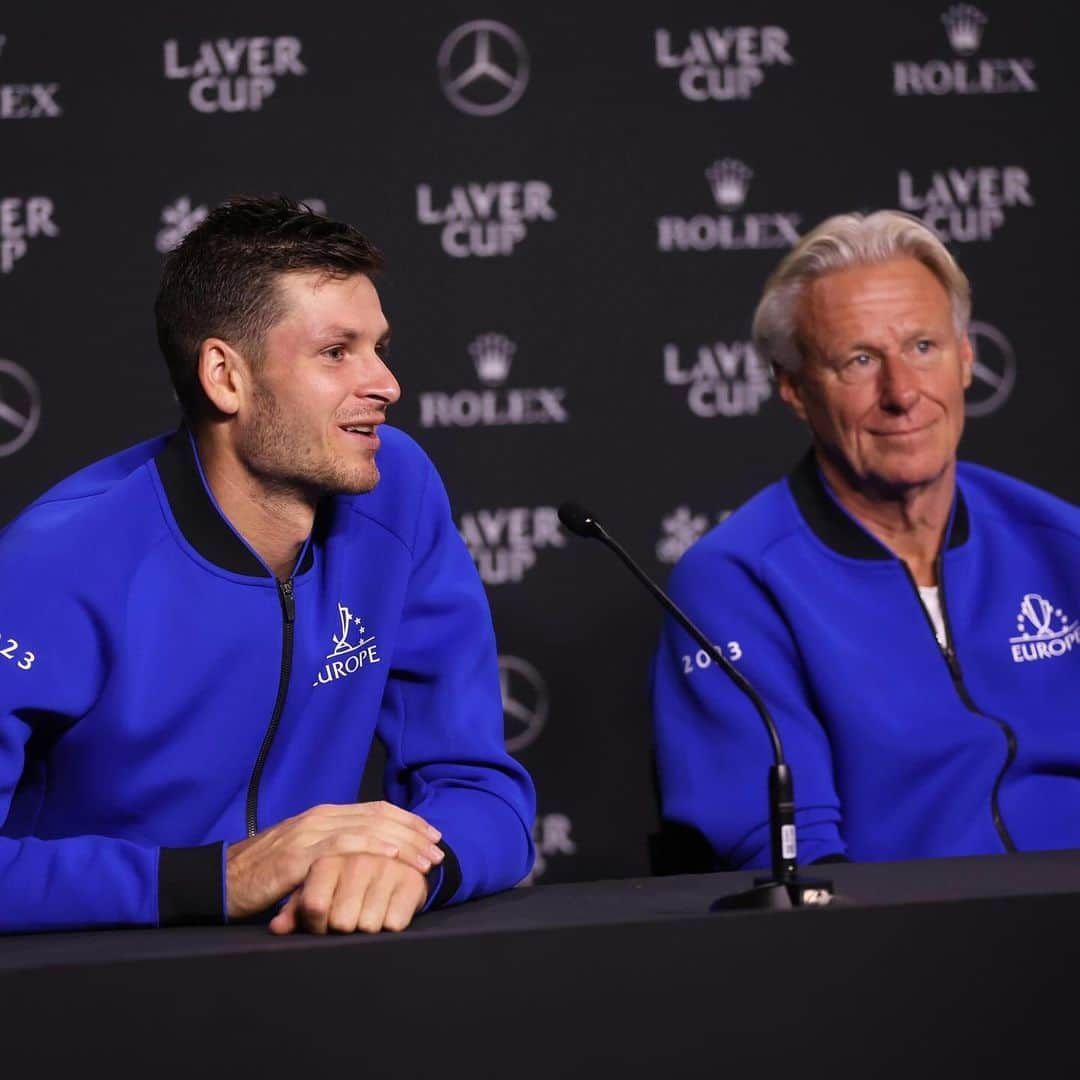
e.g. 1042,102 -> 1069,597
0,426 -> 535,933
652,453 -> 1080,870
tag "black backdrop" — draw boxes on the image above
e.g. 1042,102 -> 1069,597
1,2 -> 1075,885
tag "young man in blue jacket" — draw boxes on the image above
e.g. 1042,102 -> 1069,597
0,194 -> 535,934
652,210 -> 1080,871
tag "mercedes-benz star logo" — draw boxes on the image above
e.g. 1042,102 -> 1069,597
499,655 -> 548,753
437,20 -> 529,117
965,321 -> 1016,418
0,359 -> 41,457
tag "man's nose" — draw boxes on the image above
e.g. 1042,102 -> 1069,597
878,353 -> 920,411
360,352 -> 401,405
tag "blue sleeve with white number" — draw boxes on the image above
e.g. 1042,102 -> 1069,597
650,538 -> 846,869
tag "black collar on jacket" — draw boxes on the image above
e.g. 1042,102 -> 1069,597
786,450 -> 970,561
154,428 -> 317,578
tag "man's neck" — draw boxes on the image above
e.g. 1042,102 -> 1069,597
815,448 -> 956,587
194,427 -> 315,581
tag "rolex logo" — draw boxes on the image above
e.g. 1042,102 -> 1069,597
705,159 -> 753,210
469,332 -> 516,386
942,4 -> 987,55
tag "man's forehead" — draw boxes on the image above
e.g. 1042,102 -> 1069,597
799,258 -> 952,337
273,270 -> 387,332
275,267 -> 376,301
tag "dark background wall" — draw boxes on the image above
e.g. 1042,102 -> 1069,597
1,2 -> 1074,885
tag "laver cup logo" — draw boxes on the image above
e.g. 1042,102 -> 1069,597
164,36 -> 306,112
437,20 -> 529,116
460,506 -> 565,585
1,197 -> 59,274
416,180 -> 556,257
663,339 -> 771,417
898,166 -> 1033,243
893,6 -> 1037,96
0,359 -> 41,458
655,24 -> 793,101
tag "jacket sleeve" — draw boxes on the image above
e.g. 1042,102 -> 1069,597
650,542 -> 846,870
376,460 -> 535,908
0,525 -> 223,933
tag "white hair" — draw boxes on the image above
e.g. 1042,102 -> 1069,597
752,210 -> 972,374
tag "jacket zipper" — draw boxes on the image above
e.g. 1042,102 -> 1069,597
902,557 -> 1018,853
245,578 -> 296,837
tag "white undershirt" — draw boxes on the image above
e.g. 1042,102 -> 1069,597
918,586 -> 948,649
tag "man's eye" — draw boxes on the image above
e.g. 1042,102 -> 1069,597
375,343 -> 390,358
324,346 -> 346,360
915,339 -> 934,354
849,353 -> 874,367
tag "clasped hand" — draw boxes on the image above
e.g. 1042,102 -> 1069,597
225,801 -> 444,934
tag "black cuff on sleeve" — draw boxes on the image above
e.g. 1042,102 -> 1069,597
425,839 -> 462,910
810,853 -> 851,866
158,842 -> 226,927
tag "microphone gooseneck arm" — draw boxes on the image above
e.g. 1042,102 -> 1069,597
592,519 -> 783,766
558,502 -> 797,888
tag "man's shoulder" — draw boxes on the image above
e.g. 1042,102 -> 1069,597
958,461 -> 1080,538
1,435 -> 168,561
671,473 -> 798,586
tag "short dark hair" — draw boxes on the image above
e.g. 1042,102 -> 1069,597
154,193 -> 384,417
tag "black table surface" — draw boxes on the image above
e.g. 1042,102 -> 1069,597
4,850 -> 1080,1076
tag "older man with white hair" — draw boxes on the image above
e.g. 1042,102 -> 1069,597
651,210 -> 1080,871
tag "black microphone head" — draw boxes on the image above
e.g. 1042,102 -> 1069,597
558,501 -> 604,540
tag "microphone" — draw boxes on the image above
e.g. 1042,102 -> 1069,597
558,501 -> 837,910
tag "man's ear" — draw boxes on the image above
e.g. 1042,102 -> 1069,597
776,367 -> 809,423
197,338 -> 247,417
959,332 -> 974,390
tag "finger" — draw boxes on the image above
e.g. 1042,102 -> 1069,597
325,856 -> 375,934
288,806 -> 442,860
295,856 -> 343,935
319,826 -> 443,872
268,891 -> 300,935
384,837 -> 443,876
343,816 -> 444,863
383,871 -> 428,933
356,801 -> 442,843
285,804 -> 437,853
296,801 -> 440,843
356,863 -> 399,934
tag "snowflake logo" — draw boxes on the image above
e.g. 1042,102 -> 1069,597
155,196 -> 209,254
656,506 -> 710,565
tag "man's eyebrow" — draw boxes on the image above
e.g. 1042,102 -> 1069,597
317,322 -> 392,341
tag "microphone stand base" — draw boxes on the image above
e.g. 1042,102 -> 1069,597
709,875 -> 837,912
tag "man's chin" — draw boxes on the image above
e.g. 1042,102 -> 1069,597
298,462 -> 381,499
863,457 -> 954,499
335,464 -> 381,496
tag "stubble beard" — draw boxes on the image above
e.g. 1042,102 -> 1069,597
243,381 -> 381,500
